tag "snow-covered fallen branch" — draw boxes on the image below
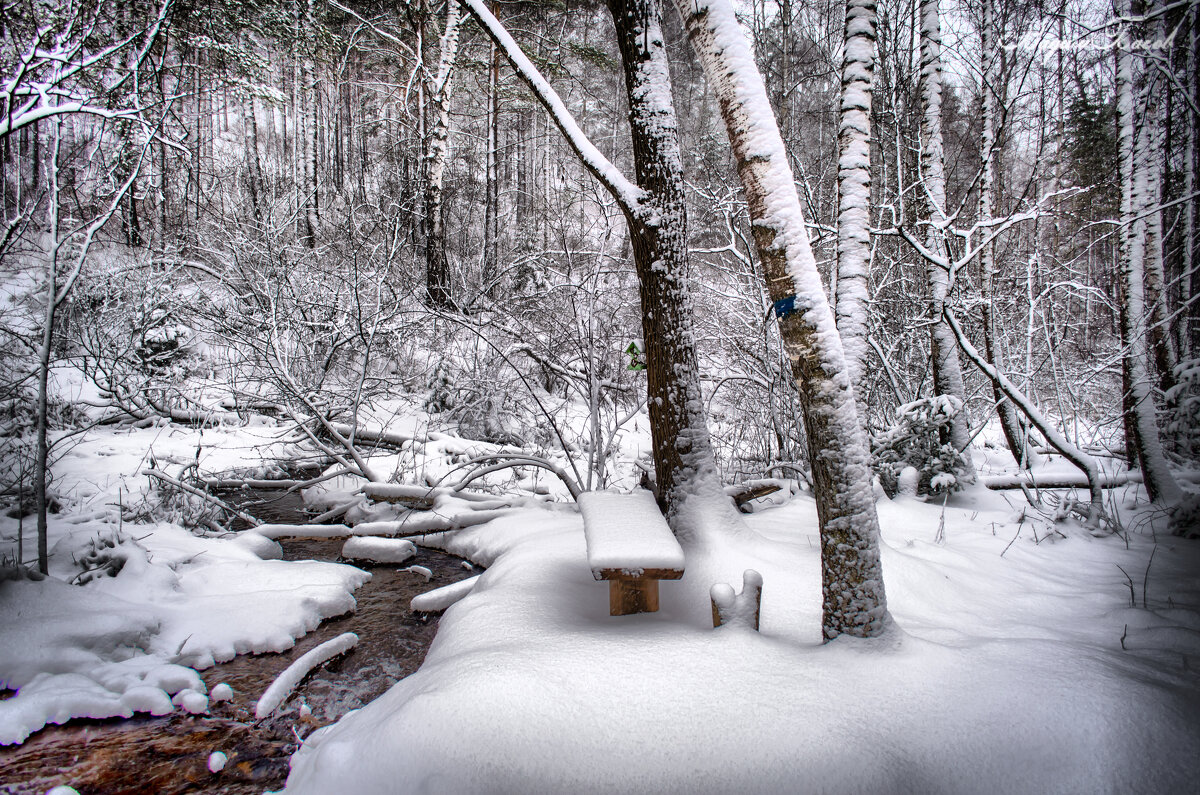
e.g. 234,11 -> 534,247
435,454 -> 582,500
341,537 -> 416,564
141,469 -> 261,527
353,508 -> 514,538
943,309 -> 1105,527
983,472 -> 1143,491
327,422 -> 416,450
362,483 -> 501,508
254,632 -> 359,720
411,575 -> 480,613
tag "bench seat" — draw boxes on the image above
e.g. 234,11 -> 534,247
578,489 -> 685,615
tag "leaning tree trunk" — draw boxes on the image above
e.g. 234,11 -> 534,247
834,0 -> 876,425
673,0 -> 888,640
1117,2 -> 1181,505
917,0 -> 972,461
424,0 -> 462,309
978,0 -> 1033,469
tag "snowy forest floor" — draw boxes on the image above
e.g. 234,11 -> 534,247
283,477 -> 1200,794
2,402 -> 1200,793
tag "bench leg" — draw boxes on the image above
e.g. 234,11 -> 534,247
609,578 -> 659,616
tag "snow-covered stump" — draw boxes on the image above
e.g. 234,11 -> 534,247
254,633 -> 358,721
711,570 -> 763,630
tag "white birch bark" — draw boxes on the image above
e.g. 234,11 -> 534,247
424,0 -> 462,308
835,0 -> 876,425
1117,4 -> 1182,505
672,0 -> 888,639
299,0 -> 318,247
918,0 -> 972,462
1136,17 -> 1176,392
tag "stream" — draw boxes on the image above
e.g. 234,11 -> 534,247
0,493 -> 477,795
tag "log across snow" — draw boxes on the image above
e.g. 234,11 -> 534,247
254,633 -> 359,720
577,489 -> 685,578
253,524 -> 353,539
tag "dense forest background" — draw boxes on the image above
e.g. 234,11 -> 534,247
2,0 -> 1196,531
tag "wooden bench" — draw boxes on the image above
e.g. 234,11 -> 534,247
578,489 -> 685,616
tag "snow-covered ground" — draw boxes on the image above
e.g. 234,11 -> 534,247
282,476 -> 1200,793
4,366 -> 1199,792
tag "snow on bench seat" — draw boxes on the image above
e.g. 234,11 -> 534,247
577,489 -> 684,615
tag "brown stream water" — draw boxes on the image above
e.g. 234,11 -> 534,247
0,495 -> 478,795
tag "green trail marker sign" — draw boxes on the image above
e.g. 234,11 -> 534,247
626,341 -> 645,371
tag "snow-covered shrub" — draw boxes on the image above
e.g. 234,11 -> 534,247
1169,493 -> 1200,538
137,307 -> 193,373
871,396 -> 972,498
424,358 -> 457,414
71,529 -> 134,584
1165,358 -> 1200,462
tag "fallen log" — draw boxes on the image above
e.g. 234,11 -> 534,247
983,472 -> 1142,491
353,508 -> 514,538
362,482 -> 502,508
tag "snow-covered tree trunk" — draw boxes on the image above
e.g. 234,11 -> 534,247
483,3 -> 500,297
1117,4 -> 1181,505
917,0 -> 972,461
673,0 -> 889,639
1185,5 -> 1199,359
834,0 -> 876,425
299,0 -> 318,248
424,0 -> 462,309
605,0 -> 724,516
977,0 -> 1032,469
1136,20 -> 1176,394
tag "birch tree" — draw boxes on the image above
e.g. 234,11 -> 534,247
1137,13 -> 1175,393
1117,0 -> 1181,505
298,0 -> 319,247
834,0 -> 877,423
424,0 -> 463,309
916,0 -> 972,461
672,0 -> 889,639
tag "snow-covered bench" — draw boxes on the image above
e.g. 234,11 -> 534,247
577,490 -> 685,616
